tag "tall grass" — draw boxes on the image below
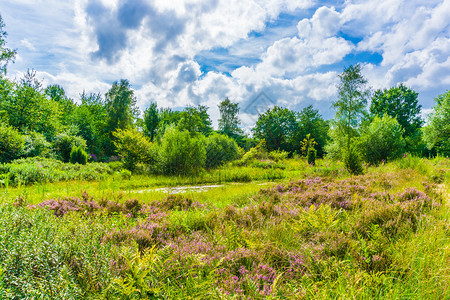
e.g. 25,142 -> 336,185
0,157 -> 448,298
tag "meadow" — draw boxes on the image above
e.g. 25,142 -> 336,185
0,155 -> 448,299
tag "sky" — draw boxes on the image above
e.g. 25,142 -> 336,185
1,0 -> 449,129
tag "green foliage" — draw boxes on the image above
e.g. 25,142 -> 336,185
359,115 -> 405,165
205,133 -> 241,169
253,106 -> 297,152
370,83 -> 422,138
333,64 -> 370,153
69,146 -> 88,165
300,133 -> 317,157
74,92 -> 108,157
307,147 -> 316,166
0,157 -> 111,185
158,126 -> 206,175
45,84 -> 76,127
218,98 -> 243,138
423,90 -> 450,156
343,143 -> 363,175
53,133 -> 87,163
177,105 -> 213,136
23,131 -> 51,158
143,102 -> 159,141
3,71 -> 61,139
113,128 -> 155,171
0,123 -> 24,163
295,105 -> 329,157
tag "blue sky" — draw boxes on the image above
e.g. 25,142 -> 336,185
1,0 -> 449,128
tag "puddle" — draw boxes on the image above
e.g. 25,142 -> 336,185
130,184 -> 225,194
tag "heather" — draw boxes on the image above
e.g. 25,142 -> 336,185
0,157 -> 448,299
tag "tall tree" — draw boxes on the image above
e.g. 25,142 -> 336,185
177,105 -> 213,136
295,105 -> 329,157
4,70 -> 61,139
143,102 -> 159,141
370,83 -> 423,137
332,64 -> 370,152
45,84 -> 75,126
252,106 -> 297,152
105,79 -> 139,134
0,15 -> 16,74
218,98 -> 243,137
423,90 -> 450,157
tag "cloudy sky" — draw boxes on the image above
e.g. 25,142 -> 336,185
1,0 -> 449,128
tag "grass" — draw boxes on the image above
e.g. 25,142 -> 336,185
0,156 -> 449,299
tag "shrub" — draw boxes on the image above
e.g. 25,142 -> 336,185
343,144 -> 363,175
360,115 -> 405,165
69,146 -> 88,165
23,131 -> 52,158
158,126 -> 206,175
268,150 -> 289,161
205,133 -> 241,169
0,123 -> 24,163
307,147 -> 316,166
113,129 -> 156,171
53,133 -> 87,163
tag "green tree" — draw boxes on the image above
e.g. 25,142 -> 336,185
105,79 -> 139,134
4,70 -> 61,139
295,105 -> 329,157
45,84 -> 75,126
218,98 -> 243,137
360,114 -> 405,165
205,133 -> 241,169
252,106 -> 297,153
370,84 -> 422,137
0,123 -> 24,163
143,102 -> 159,141
423,90 -> 450,156
177,105 -> 212,136
333,64 -> 371,153
72,92 -> 109,157
113,128 -> 156,171
104,79 -> 139,156
158,126 -> 206,175
0,15 -> 16,74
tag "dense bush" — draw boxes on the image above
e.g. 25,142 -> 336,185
53,133 -> 87,163
307,147 -> 316,165
158,126 -> 206,175
23,131 -> 52,158
360,115 -> 405,165
0,157 -> 111,185
343,143 -> 363,175
69,146 -> 88,165
0,123 -> 24,163
113,128 -> 156,171
205,133 -> 241,169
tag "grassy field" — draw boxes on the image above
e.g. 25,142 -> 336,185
0,156 -> 449,299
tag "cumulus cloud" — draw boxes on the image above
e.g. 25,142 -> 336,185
3,0 -> 449,128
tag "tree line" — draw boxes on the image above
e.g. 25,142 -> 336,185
0,15 -> 448,174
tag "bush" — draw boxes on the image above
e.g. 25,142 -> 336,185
113,129 -> 156,171
307,147 -> 316,166
360,115 -> 405,165
205,133 -> 241,169
158,126 -> 206,175
53,133 -> 87,163
0,124 -> 24,163
0,157 -> 111,185
69,146 -> 88,165
343,144 -> 363,175
23,131 -> 52,158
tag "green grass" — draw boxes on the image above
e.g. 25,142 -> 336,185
0,157 -> 448,299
